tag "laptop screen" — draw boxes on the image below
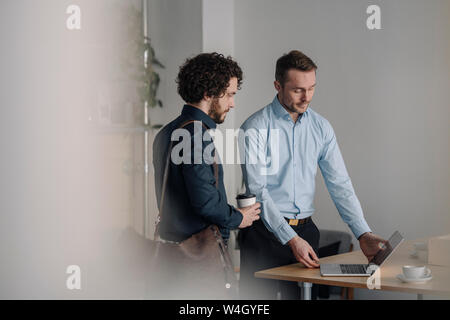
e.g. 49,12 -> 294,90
369,231 -> 404,266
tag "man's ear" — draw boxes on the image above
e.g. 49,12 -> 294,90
201,94 -> 213,113
203,93 -> 212,103
274,81 -> 282,92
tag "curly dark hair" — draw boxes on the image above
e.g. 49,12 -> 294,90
176,52 -> 243,104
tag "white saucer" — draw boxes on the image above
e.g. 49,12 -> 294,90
396,273 -> 432,283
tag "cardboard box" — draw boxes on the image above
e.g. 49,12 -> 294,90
428,234 -> 450,267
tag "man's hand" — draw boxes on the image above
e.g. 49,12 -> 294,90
358,232 -> 388,262
288,236 -> 320,268
238,203 -> 261,228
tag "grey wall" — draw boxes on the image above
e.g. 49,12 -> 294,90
234,0 -> 450,299
147,0 -> 203,126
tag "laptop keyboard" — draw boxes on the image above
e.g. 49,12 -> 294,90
340,264 -> 368,274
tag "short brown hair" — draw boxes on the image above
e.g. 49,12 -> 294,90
176,52 -> 243,104
275,50 -> 317,86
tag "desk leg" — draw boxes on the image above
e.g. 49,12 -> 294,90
298,282 -> 313,300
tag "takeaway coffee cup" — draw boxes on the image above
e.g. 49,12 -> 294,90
236,193 -> 256,208
402,265 -> 431,279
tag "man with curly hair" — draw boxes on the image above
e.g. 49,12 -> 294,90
151,52 -> 261,299
153,52 -> 261,248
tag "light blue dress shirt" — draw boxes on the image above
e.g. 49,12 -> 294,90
240,96 -> 371,245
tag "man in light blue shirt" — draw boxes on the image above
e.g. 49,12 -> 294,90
238,50 -> 387,299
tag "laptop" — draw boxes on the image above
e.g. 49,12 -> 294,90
320,230 -> 404,277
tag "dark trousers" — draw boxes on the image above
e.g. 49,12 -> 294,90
238,218 -> 320,300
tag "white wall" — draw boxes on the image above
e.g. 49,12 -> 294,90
234,0 -> 450,299
202,0 -> 235,56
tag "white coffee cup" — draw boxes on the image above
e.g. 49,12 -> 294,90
236,194 -> 256,208
402,265 -> 431,279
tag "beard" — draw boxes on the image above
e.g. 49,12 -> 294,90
208,98 -> 227,124
281,96 -> 309,115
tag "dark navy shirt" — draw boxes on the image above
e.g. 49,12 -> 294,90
153,105 -> 243,242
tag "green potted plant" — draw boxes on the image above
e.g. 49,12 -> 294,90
141,36 -> 165,130
117,1 -> 165,130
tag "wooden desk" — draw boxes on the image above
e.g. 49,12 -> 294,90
255,238 -> 450,299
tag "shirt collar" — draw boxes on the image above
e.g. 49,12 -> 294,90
271,95 -> 309,121
181,104 -> 217,129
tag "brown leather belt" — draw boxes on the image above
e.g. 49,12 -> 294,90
284,217 -> 311,226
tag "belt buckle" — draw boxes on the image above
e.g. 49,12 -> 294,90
288,219 -> 299,226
